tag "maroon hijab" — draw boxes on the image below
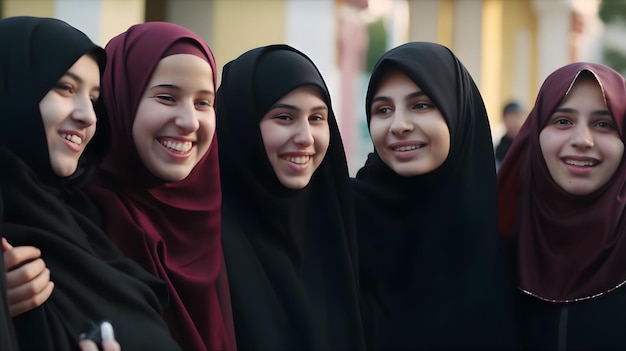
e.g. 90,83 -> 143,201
498,62 -> 626,302
87,22 -> 235,350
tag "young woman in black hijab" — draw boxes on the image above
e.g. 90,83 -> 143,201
216,44 -> 365,350
0,16 -> 179,350
352,42 -> 517,349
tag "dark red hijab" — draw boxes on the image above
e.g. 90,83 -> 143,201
87,22 -> 235,350
498,62 -> 626,302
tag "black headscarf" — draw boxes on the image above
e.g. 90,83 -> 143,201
0,16 -> 180,350
352,42 -> 517,349
216,44 -> 365,350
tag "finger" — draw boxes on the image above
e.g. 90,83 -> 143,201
8,281 -> 54,317
78,339 -> 99,351
102,339 -> 121,351
7,266 -> 51,302
1,238 -> 12,252
5,258 -> 46,289
4,246 -> 41,270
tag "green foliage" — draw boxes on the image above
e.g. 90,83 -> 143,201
603,47 -> 626,74
366,18 -> 387,73
599,0 -> 626,23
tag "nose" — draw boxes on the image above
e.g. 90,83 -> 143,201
570,124 -> 594,149
175,101 -> 200,133
389,109 -> 413,135
293,120 -> 314,147
71,94 -> 97,127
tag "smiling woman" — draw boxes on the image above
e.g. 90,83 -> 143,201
352,42 -> 518,349
216,44 -> 364,350
87,22 -> 234,351
498,62 -> 626,350
0,16 -> 179,350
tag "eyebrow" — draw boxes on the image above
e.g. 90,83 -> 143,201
64,71 -> 100,93
371,91 -> 427,104
149,84 -> 214,96
270,103 -> 328,112
554,107 -> 611,116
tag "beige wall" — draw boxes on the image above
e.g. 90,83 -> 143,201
3,0 -> 54,17
100,0 -> 145,46
212,0 -> 285,81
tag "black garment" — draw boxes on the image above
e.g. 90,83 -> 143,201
0,17 -> 180,350
495,134 -> 514,164
216,45 -> 365,350
519,286 -> 626,350
0,191 -> 18,351
352,42 -> 518,349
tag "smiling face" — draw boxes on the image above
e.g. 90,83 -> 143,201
539,73 -> 624,195
369,69 -> 450,176
259,85 -> 330,189
133,53 -> 215,182
39,53 -> 100,177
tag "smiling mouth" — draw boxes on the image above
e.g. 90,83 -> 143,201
61,133 -> 83,145
392,144 -> 423,152
564,159 -> 598,167
157,138 -> 193,153
281,155 -> 311,164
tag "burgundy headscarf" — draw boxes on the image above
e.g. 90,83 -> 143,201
87,22 -> 235,350
498,62 -> 626,302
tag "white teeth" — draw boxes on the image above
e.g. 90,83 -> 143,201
282,156 -> 310,164
393,145 -> 420,152
61,133 -> 82,145
565,159 -> 596,167
160,140 -> 192,153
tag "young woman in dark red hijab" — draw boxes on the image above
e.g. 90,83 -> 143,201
87,22 -> 235,351
498,62 -> 626,350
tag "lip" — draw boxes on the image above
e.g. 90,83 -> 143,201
279,152 -> 314,171
387,140 -> 426,159
560,156 -> 600,175
59,130 -> 84,152
156,137 -> 195,160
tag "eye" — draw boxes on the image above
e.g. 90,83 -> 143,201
154,94 -> 176,105
372,106 -> 393,116
54,83 -> 75,96
309,114 -> 327,122
596,120 -> 616,130
274,114 -> 292,121
413,102 -> 432,110
552,117 -> 572,126
195,99 -> 213,110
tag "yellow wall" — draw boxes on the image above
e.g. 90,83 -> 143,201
480,0 -> 503,126
100,0 -> 145,47
437,0 -> 453,47
212,0 -> 285,79
3,0 -> 53,17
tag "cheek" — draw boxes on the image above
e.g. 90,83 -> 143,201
369,120 -> 387,150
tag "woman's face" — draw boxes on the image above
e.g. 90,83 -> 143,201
133,54 -> 215,182
259,85 -> 330,189
369,69 -> 450,176
540,75 -> 624,195
39,53 -> 100,177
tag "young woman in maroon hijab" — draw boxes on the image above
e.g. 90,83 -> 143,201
87,22 -> 235,351
498,62 -> 626,350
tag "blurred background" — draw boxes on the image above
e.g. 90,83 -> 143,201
1,0 -> 622,174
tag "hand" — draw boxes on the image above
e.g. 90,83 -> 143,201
2,238 -> 54,316
79,338 -> 121,351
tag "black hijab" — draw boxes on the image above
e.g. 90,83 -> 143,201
0,193 -> 18,351
0,16 -> 180,350
352,42 -> 517,349
216,44 -> 364,350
